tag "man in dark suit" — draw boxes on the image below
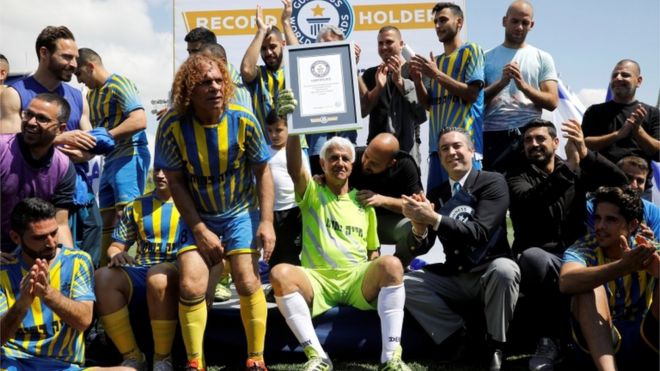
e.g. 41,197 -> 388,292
401,127 -> 519,371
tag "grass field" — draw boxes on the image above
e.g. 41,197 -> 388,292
204,355 -> 537,370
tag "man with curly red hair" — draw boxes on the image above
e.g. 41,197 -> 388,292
155,53 -> 275,371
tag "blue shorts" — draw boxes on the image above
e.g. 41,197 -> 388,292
1,356 -> 86,370
178,209 -> 260,257
120,263 -> 177,311
98,146 -> 151,210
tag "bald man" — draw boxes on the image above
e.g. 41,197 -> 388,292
349,133 -> 424,267
483,0 -> 558,174
582,59 -> 660,176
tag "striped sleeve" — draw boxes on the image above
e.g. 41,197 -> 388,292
243,113 -> 271,164
71,252 -> 95,302
464,43 -> 485,85
112,201 -> 137,246
155,113 -> 184,170
110,75 -> 143,113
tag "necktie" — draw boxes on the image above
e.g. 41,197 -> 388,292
452,182 -> 462,196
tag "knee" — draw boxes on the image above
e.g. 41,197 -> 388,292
518,247 -> 550,275
378,255 -> 404,282
179,268 -> 208,299
269,264 -> 293,287
491,259 -> 521,285
94,267 -> 121,291
147,265 -> 178,294
232,265 -> 261,296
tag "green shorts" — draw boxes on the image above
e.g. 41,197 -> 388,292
302,261 -> 376,317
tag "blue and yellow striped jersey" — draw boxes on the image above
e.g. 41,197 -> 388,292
155,103 -> 271,216
228,62 -> 254,111
426,42 -> 485,155
0,248 -> 95,365
247,65 -> 285,129
563,234 -> 658,321
113,191 -> 183,265
87,73 -> 148,160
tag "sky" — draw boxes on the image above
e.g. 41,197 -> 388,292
2,0 -> 658,145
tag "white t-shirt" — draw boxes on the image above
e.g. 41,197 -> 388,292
268,146 -> 311,211
484,44 -> 557,132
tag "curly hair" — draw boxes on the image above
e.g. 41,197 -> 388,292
171,54 -> 234,116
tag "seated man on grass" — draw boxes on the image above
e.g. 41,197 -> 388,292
560,186 -> 659,370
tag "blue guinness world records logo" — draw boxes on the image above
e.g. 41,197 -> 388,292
291,0 -> 354,44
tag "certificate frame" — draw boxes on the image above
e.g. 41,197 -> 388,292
283,40 -> 361,135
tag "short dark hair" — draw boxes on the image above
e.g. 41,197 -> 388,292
0,54 -> 8,64
521,118 -> 557,138
184,27 -> 216,44
33,92 -> 71,123
265,109 -> 285,127
200,43 -> 227,61
617,155 -> 649,174
10,198 -> 57,235
36,26 -> 75,61
432,2 -> 464,18
592,186 -> 643,224
438,126 -> 474,150
77,47 -> 102,66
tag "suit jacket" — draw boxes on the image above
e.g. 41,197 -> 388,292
412,168 -> 511,274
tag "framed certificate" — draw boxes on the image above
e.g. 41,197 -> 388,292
283,40 -> 361,135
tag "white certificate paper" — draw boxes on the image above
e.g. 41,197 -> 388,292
297,54 -> 346,118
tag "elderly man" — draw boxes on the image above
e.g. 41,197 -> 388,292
269,90 -> 412,371
402,127 -> 519,371
155,53 -> 274,371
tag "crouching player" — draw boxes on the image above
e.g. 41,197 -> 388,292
95,169 -> 184,371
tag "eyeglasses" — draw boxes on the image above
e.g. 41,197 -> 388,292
21,110 -> 58,126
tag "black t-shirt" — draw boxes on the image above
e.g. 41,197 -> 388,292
349,147 -> 423,198
362,66 -> 391,144
582,100 -> 660,163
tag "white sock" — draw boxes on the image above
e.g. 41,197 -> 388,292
275,292 -> 326,359
377,283 -> 405,363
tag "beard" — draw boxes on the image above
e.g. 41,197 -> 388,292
22,243 -> 57,261
48,57 -> 73,82
526,148 -> 553,167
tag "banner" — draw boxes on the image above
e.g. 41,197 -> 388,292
174,0 -> 466,75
